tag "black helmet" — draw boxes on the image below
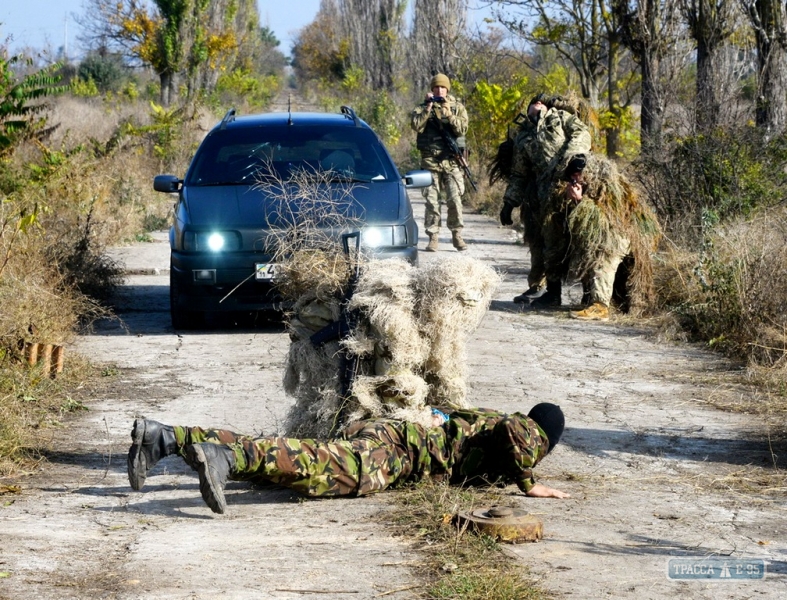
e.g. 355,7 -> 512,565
527,403 -> 565,453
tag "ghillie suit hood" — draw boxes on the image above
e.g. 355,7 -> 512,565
544,154 -> 661,314
280,253 -> 501,438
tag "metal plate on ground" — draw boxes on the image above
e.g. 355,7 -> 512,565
454,506 -> 543,543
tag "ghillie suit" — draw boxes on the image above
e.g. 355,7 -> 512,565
281,254 -> 501,438
541,153 -> 661,314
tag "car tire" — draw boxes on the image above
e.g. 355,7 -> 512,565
170,269 -> 202,330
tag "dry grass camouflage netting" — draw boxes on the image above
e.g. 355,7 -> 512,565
279,253 -> 501,438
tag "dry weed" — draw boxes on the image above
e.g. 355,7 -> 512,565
385,481 -> 547,600
654,208 -> 787,372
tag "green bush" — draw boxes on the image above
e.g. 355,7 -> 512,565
355,89 -> 402,147
70,77 -> 100,97
77,52 -> 127,92
0,54 -> 65,157
638,127 -> 787,245
212,69 -> 280,112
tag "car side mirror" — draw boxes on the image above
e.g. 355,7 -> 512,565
153,175 -> 182,193
403,170 -> 433,189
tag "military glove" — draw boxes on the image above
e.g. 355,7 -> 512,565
500,202 -> 514,226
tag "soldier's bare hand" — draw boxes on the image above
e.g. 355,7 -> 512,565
566,179 -> 583,202
525,483 -> 571,499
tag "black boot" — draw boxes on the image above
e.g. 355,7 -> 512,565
127,419 -> 178,491
529,279 -> 562,307
513,284 -> 545,303
581,279 -> 591,307
187,443 -> 237,515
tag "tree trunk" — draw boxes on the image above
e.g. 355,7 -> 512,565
340,0 -> 406,90
160,71 -> 172,106
757,43 -> 787,135
639,51 -> 663,152
695,40 -> 719,131
686,0 -> 737,133
410,0 -> 467,90
605,29 -> 623,159
750,0 -> 787,135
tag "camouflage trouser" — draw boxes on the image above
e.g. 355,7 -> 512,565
521,195 -> 546,288
542,206 -> 571,283
585,235 -> 630,306
174,420 -> 447,498
503,176 -> 546,288
420,154 -> 465,235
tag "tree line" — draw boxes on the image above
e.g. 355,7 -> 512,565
75,0 -> 286,106
292,0 -> 786,156
41,0 -> 787,162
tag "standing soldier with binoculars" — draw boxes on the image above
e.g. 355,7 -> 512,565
410,73 -> 470,252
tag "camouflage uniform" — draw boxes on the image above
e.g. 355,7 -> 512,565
410,95 -> 469,236
503,107 -> 592,288
172,408 -> 549,497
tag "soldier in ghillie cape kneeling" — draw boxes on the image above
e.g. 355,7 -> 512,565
541,153 -> 661,321
127,403 -> 569,514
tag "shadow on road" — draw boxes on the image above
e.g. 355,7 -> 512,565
92,283 -> 288,336
563,426 -> 784,468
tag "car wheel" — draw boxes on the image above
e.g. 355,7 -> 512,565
169,270 -> 202,330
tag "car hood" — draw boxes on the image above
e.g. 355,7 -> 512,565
182,181 -> 405,228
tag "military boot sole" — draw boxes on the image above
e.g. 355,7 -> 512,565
188,444 -> 227,515
128,418 -> 149,491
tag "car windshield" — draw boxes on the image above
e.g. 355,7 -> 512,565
186,124 -> 398,186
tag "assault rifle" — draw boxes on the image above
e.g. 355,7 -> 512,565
437,126 -> 478,192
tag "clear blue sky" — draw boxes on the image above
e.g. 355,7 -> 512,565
1,1 -> 498,58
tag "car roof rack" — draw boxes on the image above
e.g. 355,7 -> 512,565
340,105 -> 361,126
220,108 -> 236,130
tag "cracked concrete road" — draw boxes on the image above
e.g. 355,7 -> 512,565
0,195 -> 785,600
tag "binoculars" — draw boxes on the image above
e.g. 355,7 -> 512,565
431,96 -> 446,103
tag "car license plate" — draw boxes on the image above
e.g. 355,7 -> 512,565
255,263 -> 278,280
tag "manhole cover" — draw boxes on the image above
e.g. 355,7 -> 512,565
454,506 -> 543,543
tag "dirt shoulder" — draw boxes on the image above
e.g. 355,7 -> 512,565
0,198 -> 785,599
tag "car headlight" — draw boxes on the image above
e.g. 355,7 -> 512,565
361,226 -> 407,248
183,231 -> 242,252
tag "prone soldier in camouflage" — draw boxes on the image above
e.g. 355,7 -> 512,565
127,403 -> 568,514
499,94 -> 592,306
410,73 -> 470,252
